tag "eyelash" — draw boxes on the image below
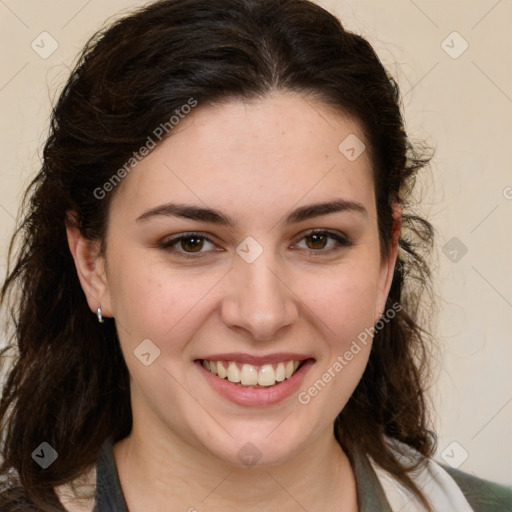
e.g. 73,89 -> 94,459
159,230 -> 353,260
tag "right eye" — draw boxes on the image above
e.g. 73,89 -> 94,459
159,232 -> 219,259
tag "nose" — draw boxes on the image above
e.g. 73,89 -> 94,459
220,250 -> 299,341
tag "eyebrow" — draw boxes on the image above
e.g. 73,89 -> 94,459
135,198 -> 367,226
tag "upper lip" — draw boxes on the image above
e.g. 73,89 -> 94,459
196,353 -> 314,365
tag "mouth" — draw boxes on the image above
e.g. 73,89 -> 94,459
195,355 -> 315,406
197,358 -> 311,388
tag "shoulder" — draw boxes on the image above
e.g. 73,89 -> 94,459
443,465 -> 512,512
378,436 -> 512,512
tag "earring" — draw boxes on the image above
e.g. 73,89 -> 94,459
97,305 -> 104,323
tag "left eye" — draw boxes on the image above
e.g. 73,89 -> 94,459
294,231 -> 350,252
160,233 -> 216,258
160,230 -> 352,259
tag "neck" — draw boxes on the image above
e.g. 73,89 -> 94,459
113,421 -> 358,512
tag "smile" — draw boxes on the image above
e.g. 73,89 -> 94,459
201,359 -> 303,387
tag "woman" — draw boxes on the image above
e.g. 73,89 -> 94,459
0,0 -> 510,510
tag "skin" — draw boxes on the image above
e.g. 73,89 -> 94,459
66,91 -> 401,511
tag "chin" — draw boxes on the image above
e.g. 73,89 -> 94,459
200,425 -> 309,469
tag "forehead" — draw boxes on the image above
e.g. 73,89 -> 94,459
109,92 -> 375,224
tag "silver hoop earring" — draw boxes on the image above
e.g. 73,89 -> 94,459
97,305 -> 104,323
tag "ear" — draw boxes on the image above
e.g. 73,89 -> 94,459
65,212 -> 113,319
374,203 -> 402,323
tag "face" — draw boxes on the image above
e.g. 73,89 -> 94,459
71,91 -> 399,467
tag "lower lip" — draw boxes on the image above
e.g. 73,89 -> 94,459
196,359 -> 315,407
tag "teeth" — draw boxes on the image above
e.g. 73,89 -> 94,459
285,361 -> 295,379
240,364 -> 258,385
257,364 -> 275,386
227,361 -> 241,383
202,359 -> 305,387
275,362 -> 285,382
216,361 -> 227,378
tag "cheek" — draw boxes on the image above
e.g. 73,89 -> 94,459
108,255 -> 202,338
295,269 -> 377,419
298,260 -> 381,338
311,281 -> 376,379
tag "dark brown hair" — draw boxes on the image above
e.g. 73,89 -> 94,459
0,0 -> 436,509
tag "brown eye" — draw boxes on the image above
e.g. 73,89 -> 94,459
294,230 -> 353,254
179,236 -> 205,252
305,233 -> 329,250
160,233 -> 217,259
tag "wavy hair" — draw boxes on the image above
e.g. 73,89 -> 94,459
0,0 -> 436,509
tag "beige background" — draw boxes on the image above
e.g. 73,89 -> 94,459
0,0 -> 511,486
